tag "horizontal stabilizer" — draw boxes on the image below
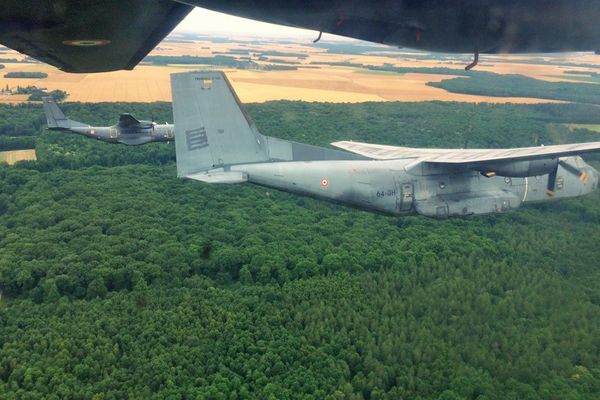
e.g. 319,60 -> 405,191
186,170 -> 248,184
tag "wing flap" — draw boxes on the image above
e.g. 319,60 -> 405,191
331,140 -> 600,163
331,141 -> 415,160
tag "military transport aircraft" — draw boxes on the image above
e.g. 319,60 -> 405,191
43,97 -> 174,145
171,71 -> 600,218
2,0 -> 600,72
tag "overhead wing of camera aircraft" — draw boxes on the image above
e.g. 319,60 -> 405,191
171,70 -> 600,218
43,97 -> 174,145
2,0 -> 600,72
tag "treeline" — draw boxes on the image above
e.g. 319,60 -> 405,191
260,50 -> 308,59
4,72 -> 48,79
265,57 -> 297,64
144,55 -> 257,69
564,70 -> 599,77
14,86 -> 68,102
248,101 -> 600,149
3,100 -> 600,152
0,136 -> 35,150
0,56 -> 39,64
144,55 -> 298,71
0,101 -> 599,398
428,73 -> 600,104
261,64 -> 298,71
368,65 -> 478,77
310,61 -> 600,104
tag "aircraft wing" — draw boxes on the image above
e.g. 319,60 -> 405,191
0,0 -> 193,73
331,140 -> 600,163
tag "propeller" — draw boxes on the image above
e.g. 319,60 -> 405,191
546,158 -> 589,197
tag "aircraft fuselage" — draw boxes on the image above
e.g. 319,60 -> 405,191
68,123 -> 175,146
231,156 -> 599,217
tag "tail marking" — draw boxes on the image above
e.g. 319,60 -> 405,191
186,127 -> 209,151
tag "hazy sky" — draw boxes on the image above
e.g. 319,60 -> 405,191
175,7 -> 345,40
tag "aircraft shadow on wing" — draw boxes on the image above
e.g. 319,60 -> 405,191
43,97 -> 174,146
169,71 -> 600,218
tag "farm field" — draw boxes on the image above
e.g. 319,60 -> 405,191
565,124 -> 600,133
0,149 -> 36,164
0,35 -> 599,103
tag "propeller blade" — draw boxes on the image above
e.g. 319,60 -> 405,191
546,165 -> 558,197
559,160 -> 589,182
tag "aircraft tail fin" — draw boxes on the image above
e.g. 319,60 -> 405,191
118,113 -> 140,126
170,71 -> 366,182
42,96 -> 71,129
171,71 -> 268,178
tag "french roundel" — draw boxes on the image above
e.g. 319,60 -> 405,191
320,178 -> 329,187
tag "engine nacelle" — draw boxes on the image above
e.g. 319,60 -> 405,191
476,158 -> 558,177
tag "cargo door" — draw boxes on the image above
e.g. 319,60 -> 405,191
396,182 -> 414,212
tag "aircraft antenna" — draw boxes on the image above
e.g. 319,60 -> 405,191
313,31 -> 322,43
465,48 -> 479,71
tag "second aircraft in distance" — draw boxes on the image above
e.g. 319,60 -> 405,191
43,97 -> 174,146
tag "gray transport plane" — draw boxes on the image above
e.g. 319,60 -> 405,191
43,97 -> 174,145
171,71 -> 600,218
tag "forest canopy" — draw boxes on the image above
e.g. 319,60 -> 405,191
0,100 -> 599,399
13,86 -> 68,102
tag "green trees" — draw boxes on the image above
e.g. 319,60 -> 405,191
13,86 -> 68,101
4,72 -> 48,79
0,100 -> 599,398
428,73 -> 600,105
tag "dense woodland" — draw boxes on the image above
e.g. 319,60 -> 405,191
12,86 -> 68,102
428,73 -> 600,105
0,101 -> 599,399
368,65 -> 600,105
3,72 -> 48,79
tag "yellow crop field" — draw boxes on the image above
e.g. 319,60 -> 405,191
0,149 -> 37,164
229,69 -> 564,103
0,39 -> 596,104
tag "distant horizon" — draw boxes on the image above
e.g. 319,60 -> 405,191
173,6 -> 355,42
172,7 -> 596,53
